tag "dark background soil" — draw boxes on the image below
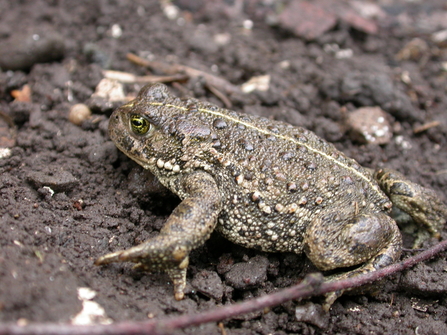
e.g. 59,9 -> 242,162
1,1 -> 447,334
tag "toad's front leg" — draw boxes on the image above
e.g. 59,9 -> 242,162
95,171 -> 222,300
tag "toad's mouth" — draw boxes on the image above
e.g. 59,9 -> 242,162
129,156 -> 152,170
110,133 -> 152,171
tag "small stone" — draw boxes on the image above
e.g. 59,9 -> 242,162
92,79 -> 126,102
27,169 -> 79,193
295,302 -> 329,328
331,2 -> 378,35
0,148 -> 11,159
346,107 -> 392,145
241,75 -> 270,93
278,1 -> 337,40
10,85 -> 31,102
395,38 -> 429,61
191,270 -> 224,301
69,104 -> 92,126
224,255 -> 269,290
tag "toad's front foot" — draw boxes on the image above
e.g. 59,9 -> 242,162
95,236 -> 190,300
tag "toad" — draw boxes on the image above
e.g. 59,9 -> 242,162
96,83 -> 447,306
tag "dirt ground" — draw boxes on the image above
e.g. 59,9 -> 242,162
1,0 -> 447,334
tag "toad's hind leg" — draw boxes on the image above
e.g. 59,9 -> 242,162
375,168 -> 447,246
95,171 -> 222,300
304,210 -> 402,309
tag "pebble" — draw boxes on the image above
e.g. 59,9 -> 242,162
277,0 -> 378,40
295,302 -> 329,328
278,1 -> 336,40
0,27 -> 65,71
69,104 -> 92,126
86,79 -> 126,114
346,107 -> 392,145
224,255 -> 269,290
241,75 -> 270,93
395,38 -> 429,61
191,270 -> 224,301
27,169 -> 79,193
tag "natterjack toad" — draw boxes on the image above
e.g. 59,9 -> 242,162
96,83 -> 447,306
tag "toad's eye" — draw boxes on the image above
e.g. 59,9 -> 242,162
130,115 -> 151,135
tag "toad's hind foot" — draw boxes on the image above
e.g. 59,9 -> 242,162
375,168 -> 447,244
321,247 -> 399,311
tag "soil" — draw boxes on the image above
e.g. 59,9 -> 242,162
1,1 -> 447,334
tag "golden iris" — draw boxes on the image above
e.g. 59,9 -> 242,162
130,115 -> 151,135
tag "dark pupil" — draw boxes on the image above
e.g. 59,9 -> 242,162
133,119 -> 142,127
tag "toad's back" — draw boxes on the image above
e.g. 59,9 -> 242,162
146,94 -> 392,254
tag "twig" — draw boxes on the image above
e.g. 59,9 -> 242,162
413,120 -> 440,134
205,83 -> 233,108
435,169 -> 447,176
126,53 -> 242,96
102,70 -> 188,84
0,239 -> 446,335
